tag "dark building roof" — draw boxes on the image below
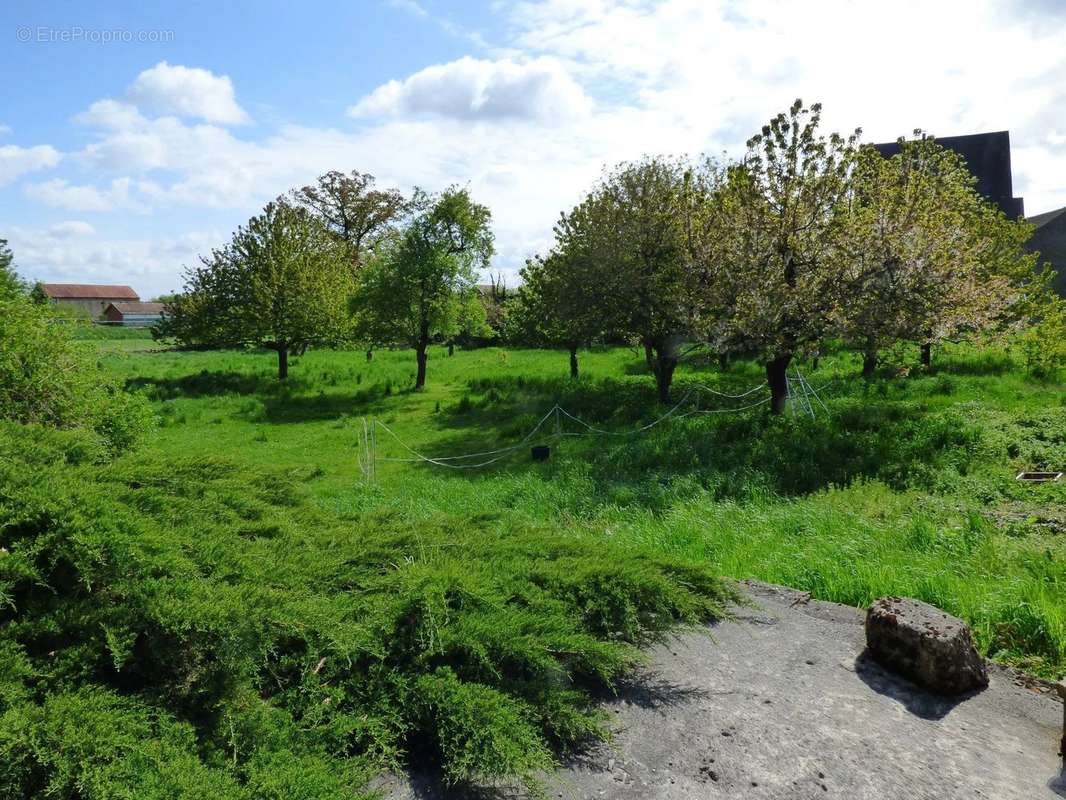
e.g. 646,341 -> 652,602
1029,205 -> 1066,230
106,302 -> 165,315
1026,204 -> 1066,297
42,283 -> 139,300
873,131 -> 1025,219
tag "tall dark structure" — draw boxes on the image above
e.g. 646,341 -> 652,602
1027,205 -> 1066,297
873,131 -> 1025,219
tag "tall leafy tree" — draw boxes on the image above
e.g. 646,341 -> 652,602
840,136 -> 1039,375
556,157 -> 699,401
699,101 -> 858,413
157,202 -> 353,380
508,245 -> 604,379
350,187 -> 494,389
0,239 -> 26,301
289,170 -> 407,272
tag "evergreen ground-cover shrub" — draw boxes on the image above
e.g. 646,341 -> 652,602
0,423 -> 733,797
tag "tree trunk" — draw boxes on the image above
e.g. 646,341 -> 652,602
644,342 -> 655,373
569,344 -> 579,379
654,355 -> 677,403
448,342 -> 454,357
415,347 -> 428,389
920,341 -> 932,368
718,352 -> 730,371
277,347 -> 289,381
366,349 -> 373,362
862,346 -> 877,379
765,354 -> 792,415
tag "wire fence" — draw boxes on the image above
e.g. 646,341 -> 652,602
358,372 -> 833,478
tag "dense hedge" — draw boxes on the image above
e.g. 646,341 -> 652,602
0,423 -> 733,797
0,299 -> 153,452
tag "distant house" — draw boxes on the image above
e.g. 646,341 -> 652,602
103,301 -> 166,327
40,283 -> 139,319
873,131 -> 1025,218
1027,205 -> 1066,298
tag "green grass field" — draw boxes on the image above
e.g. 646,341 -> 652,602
96,334 -> 1066,678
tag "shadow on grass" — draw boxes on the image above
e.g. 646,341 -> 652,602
127,370 -> 277,399
257,385 -> 403,423
128,369 -> 417,424
929,351 -> 1016,377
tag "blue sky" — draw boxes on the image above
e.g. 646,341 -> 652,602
2,0 -> 1065,298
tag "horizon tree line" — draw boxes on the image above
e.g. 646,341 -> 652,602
154,100 -> 1058,409
510,100 -> 1052,412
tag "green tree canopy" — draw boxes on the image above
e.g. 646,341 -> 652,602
840,135 -> 1041,376
696,100 -> 859,413
350,187 -> 494,389
545,157 -> 700,401
508,247 -> 604,379
289,170 -> 407,273
0,239 -> 26,302
157,202 -> 353,380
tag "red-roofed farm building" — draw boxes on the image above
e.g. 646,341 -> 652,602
40,284 -> 140,319
103,301 -> 166,327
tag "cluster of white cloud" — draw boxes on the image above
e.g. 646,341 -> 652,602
5,0 -> 1066,297
349,56 -> 591,121
6,223 -> 220,295
0,143 -> 61,187
125,61 -> 249,125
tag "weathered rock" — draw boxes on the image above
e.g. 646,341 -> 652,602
865,597 -> 989,695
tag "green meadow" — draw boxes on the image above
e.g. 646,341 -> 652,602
98,334 -> 1066,678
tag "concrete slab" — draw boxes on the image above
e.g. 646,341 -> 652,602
382,581 -> 1066,799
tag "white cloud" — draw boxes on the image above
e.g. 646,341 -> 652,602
388,0 -> 429,17
46,220 -> 96,238
0,124 -> 11,136
126,61 -> 249,125
6,226 -> 222,299
0,144 -> 61,186
349,56 -> 591,121
504,0 -> 1066,213
24,177 -> 160,213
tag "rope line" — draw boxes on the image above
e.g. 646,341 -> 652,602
365,381 -> 778,473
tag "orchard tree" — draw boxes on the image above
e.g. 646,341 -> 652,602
0,239 -> 26,301
841,136 -> 1039,375
289,171 -> 407,361
447,289 -> 492,354
157,202 -> 353,380
509,245 -> 605,379
350,187 -> 494,389
559,157 -> 700,401
699,101 -> 858,413
289,170 -> 407,272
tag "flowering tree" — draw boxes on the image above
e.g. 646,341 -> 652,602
840,135 -> 1040,373
696,100 -> 858,413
